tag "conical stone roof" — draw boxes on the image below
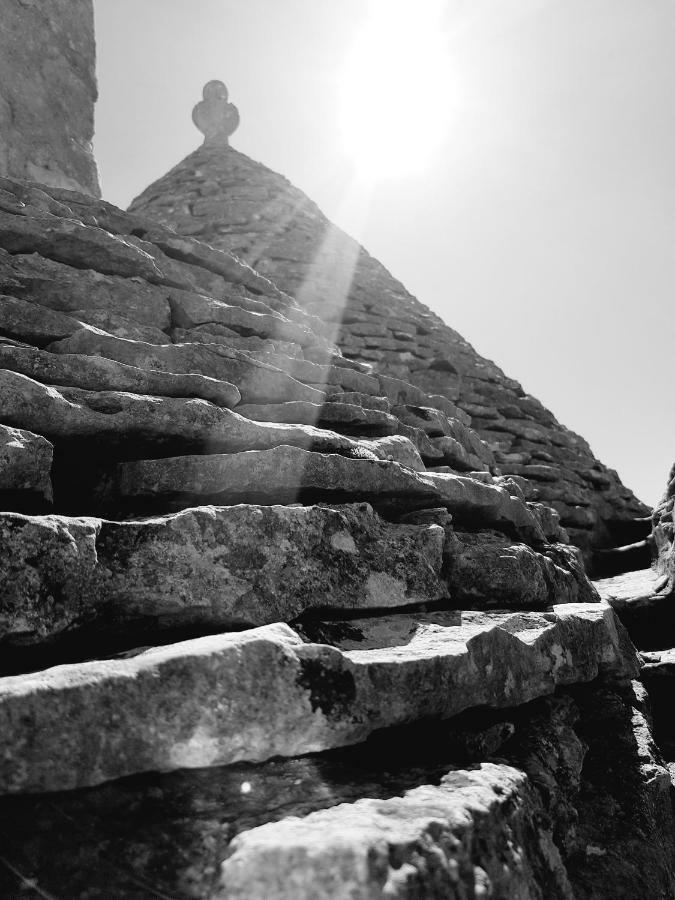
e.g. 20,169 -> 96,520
129,82 -> 649,566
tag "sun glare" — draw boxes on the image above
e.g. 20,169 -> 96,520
339,0 -> 451,180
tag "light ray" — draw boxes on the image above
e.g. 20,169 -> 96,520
338,0 -> 452,179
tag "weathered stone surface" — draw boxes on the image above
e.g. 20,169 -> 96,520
0,731 -> 523,898
360,434 -> 425,471
0,0 -> 99,196
219,763 -> 571,899
49,327 -> 326,404
0,504 -> 445,645
0,209 -> 165,282
0,292 -> 83,345
0,678 -> 669,900
0,246 -> 171,328
69,307 -> 172,344
594,567 -> 675,650
0,604 -> 637,793
0,342 -> 241,407
0,369 -> 361,458
235,400 -> 398,435
169,289 -> 322,349
113,444 -> 545,540
445,530 -> 598,608
0,424 -> 52,506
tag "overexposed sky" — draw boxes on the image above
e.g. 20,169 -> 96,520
93,0 -> 675,507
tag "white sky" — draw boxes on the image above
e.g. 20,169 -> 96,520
93,0 -> 675,507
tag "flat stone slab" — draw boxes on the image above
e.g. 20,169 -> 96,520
0,209 -> 164,282
0,369 -> 370,457
235,400 -> 398,434
218,763 -> 570,899
0,603 -> 637,793
0,292 -> 82,345
114,445 -> 545,540
594,568 -> 668,610
0,342 -> 241,407
0,504 -> 446,644
0,245 -> 172,329
48,327 -> 326,404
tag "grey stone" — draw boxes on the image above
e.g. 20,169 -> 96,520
0,424 -> 52,504
0,504 -> 446,644
0,603 -> 638,793
0,0 -> 99,195
0,343 -> 241,407
0,369 -> 368,457
219,763 -> 572,900
48,327 -> 326,404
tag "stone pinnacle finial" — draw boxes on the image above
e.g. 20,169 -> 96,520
192,80 -> 240,146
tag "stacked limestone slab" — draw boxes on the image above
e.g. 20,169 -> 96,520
129,138 -> 649,568
0,174 -> 673,897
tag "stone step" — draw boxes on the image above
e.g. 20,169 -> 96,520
0,504 -> 445,648
0,604 -> 637,794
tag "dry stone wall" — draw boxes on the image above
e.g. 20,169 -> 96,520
1,172 -> 671,896
129,130 -> 649,567
0,0 -> 99,196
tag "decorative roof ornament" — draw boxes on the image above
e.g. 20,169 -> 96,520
192,80 -> 240,146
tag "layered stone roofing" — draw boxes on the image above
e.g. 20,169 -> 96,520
0,158 -> 671,898
129,83 -> 650,568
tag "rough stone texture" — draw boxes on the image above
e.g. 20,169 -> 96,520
0,1 -> 99,196
112,445 -> 546,542
0,423 -> 52,509
0,341 -> 241,407
0,504 -> 446,646
219,763 -> 572,899
445,530 -> 598,609
502,681 -> 675,900
1,681 -> 669,899
0,368 -> 379,460
0,604 -> 637,794
129,137 -> 649,566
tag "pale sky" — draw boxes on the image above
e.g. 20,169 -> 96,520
93,0 -> 675,508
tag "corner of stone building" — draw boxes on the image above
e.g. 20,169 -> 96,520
0,0 -> 100,198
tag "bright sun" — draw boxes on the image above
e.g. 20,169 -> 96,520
338,0 -> 451,180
